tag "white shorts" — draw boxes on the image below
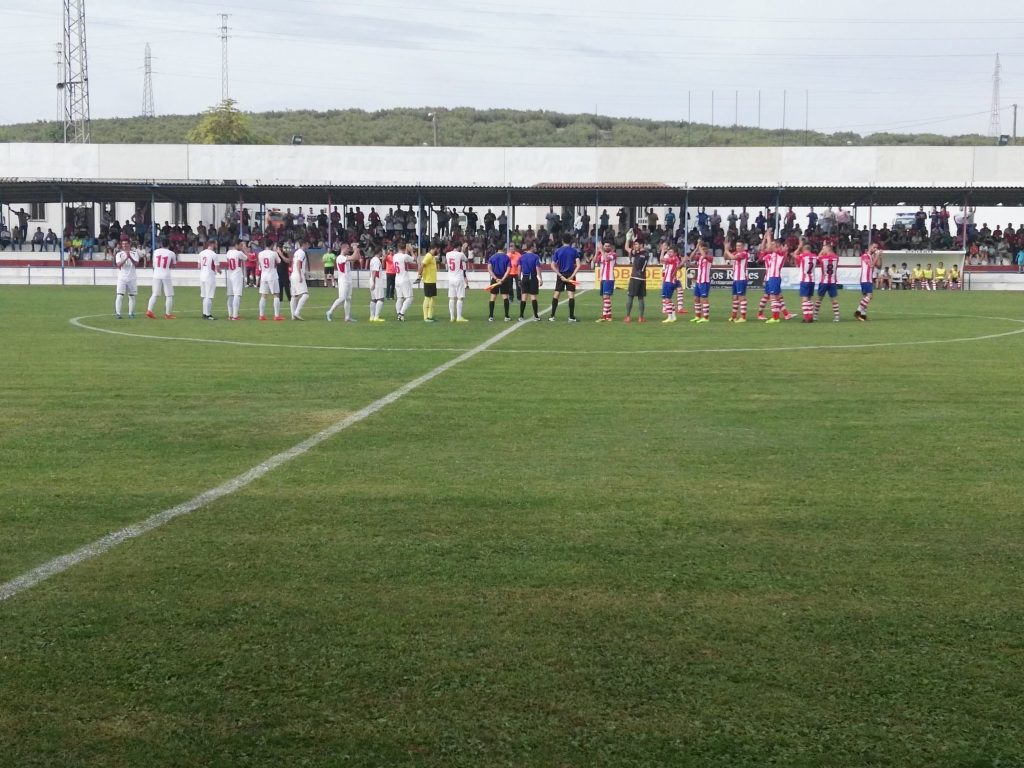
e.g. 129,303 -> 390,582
337,278 -> 353,301
200,275 -> 217,299
448,280 -> 466,299
370,280 -> 385,301
151,277 -> 173,297
291,278 -> 308,297
227,274 -> 244,297
396,279 -> 413,300
116,278 -> 137,295
259,273 -> 280,295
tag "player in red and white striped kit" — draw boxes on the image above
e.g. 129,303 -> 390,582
690,242 -> 713,323
813,242 -> 841,322
660,244 -> 682,323
760,235 -> 788,324
723,239 -> 749,322
855,244 -> 882,321
795,240 -> 818,323
595,242 -> 617,322
756,239 -> 793,321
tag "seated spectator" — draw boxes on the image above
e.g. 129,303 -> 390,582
31,227 -> 45,251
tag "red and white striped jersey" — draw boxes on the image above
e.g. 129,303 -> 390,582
596,252 -> 616,281
763,250 -> 786,279
797,251 -> 817,283
818,253 -> 839,284
859,252 -> 875,282
696,253 -> 712,283
731,250 -> 749,281
662,253 -> 681,283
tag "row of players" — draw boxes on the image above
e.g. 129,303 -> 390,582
112,235 -> 883,324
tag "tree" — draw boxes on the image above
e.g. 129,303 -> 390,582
186,99 -> 267,145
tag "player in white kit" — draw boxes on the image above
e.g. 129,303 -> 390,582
290,240 -> 310,320
446,243 -> 470,322
114,239 -> 139,319
326,244 -> 358,322
223,239 -> 247,320
393,245 -> 416,321
257,245 -> 284,321
146,239 -> 177,319
368,249 -> 386,322
197,239 -> 221,320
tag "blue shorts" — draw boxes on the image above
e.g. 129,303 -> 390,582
799,281 -> 815,298
765,277 -> 782,295
600,279 -> 615,297
661,282 -> 676,299
817,283 -> 838,298
732,280 -> 747,296
861,282 -> 873,295
693,282 -> 710,299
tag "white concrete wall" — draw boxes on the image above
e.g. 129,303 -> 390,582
3,143 -> 1024,186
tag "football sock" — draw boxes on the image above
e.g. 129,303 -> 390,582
489,301 -> 495,319
832,300 -> 840,321
731,297 -> 739,319
519,300 -> 526,319
115,294 -> 123,315
602,295 -> 611,318
738,298 -> 747,319
449,298 -> 456,320
551,297 -> 559,317
456,298 -> 464,319
858,294 -> 872,315
532,299 -> 539,318
259,296 -> 267,317
203,298 -> 212,316
758,294 -> 769,313
568,298 -> 575,319
771,299 -> 780,320
503,298 -> 510,318
165,297 -> 173,315
273,297 -> 281,317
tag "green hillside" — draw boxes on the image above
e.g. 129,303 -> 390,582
0,106 -> 995,147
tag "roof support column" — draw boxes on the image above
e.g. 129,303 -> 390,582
59,189 -> 65,286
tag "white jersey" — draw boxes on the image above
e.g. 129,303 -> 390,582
394,252 -> 415,283
257,249 -> 280,276
224,248 -> 246,294
446,250 -> 468,283
224,249 -> 246,278
152,247 -> 176,279
198,249 -> 220,279
337,252 -> 354,280
115,250 -> 138,280
291,248 -> 307,282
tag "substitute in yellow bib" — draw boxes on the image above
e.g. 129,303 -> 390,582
949,264 -> 960,290
922,263 -> 935,290
934,262 -> 947,290
912,264 -> 925,290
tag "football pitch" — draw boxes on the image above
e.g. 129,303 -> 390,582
1,284 -> 1022,767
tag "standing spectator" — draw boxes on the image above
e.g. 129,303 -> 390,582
463,206 -> 478,235
483,209 -> 496,233
11,207 -> 29,242
806,207 -> 818,233
664,208 -> 676,234
434,206 -> 450,237
646,208 -> 658,231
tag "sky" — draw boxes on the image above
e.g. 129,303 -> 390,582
3,0 -> 1023,137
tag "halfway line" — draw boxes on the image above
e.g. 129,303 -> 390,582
0,318 -> 530,604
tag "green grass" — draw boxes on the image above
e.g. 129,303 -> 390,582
1,285 -> 1023,767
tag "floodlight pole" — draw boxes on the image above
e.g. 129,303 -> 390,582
150,191 -> 157,253
507,189 -> 513,251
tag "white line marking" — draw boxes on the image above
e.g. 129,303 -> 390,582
69,314 -> 472,354
71,310 -> 1024,357
0,318 -> 531,604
